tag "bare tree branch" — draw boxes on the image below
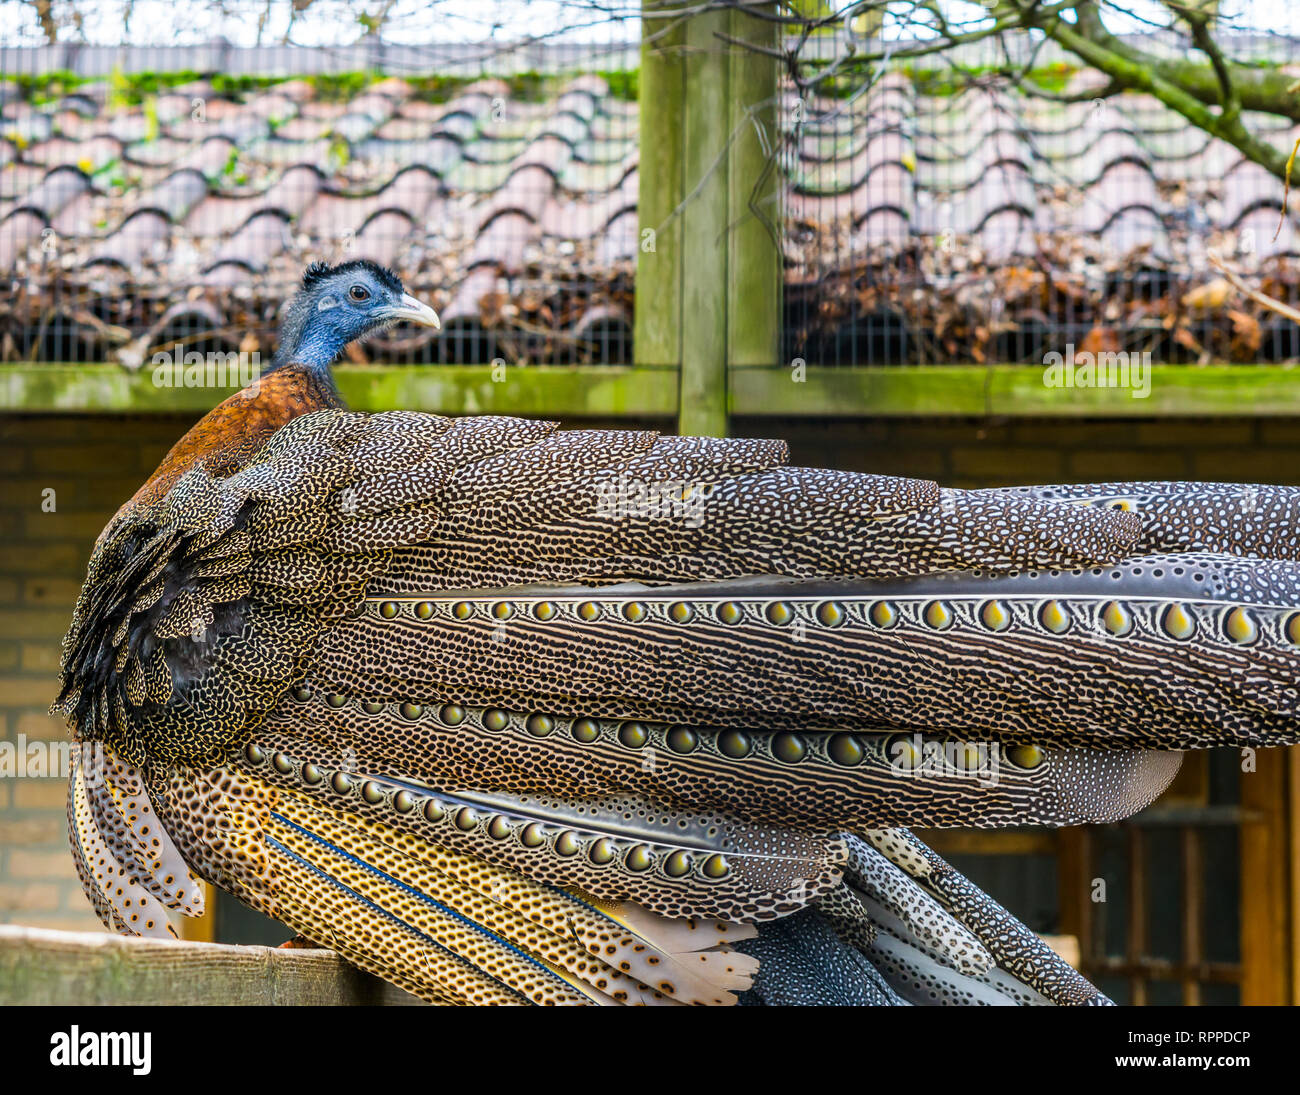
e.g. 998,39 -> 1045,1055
1209,253 -> 1300,324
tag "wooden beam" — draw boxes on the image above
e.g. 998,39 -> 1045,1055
1181,826 -> 1203,1006
734,365 -> 990,416
335,365 -> 677,419
1087,956 -> 1242,984
732,363 -> 1300,417
1291,746 -> 1300,1005
911,828 -> 1057,856
0,365 -> 679,417
640,3 -> 781,436
1056,828 -> 1095,976
0,926 -> 423,1005
7,362 -> 1300,419
1127,825 -> 1148,1006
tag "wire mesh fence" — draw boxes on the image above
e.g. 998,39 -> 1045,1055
0,8 -> 639,369
3,5 -> 1299,373
778,23 -> 1300,368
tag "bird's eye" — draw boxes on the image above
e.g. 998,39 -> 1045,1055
348,284 -> 370,303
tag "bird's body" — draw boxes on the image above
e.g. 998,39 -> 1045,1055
54,262 -> 1300,1005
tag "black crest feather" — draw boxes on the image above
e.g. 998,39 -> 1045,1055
301,259 -> 403,295
301,260 -> 333,288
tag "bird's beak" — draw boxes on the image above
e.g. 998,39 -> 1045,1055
381,293 -> 441,330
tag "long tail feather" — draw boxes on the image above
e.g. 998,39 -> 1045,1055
981,481 -> 1300,560
843,836 -> 993,977
264,691 -> 1183,830
309,564 -> 1300,751
860,829 -> 1107,1005
67,745 -> 191,938
149,756 -> 762,1005
83,745 -> 203,914
244,730 -> 845,919
267,787 -> 755,1004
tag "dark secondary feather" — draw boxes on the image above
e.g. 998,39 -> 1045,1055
52,407 -> 1300,1006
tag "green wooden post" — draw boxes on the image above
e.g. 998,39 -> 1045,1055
678,7 -> 732,437
635,3 -> 685,376
637,2 -> 781,437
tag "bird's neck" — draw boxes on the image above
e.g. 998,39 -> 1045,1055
273,327 -> 347,372
270,287 -> 354,368
267,307 -> 348,402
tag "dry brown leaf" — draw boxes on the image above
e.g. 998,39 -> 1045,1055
1182,278 -> 1233,313
478,292 -> 507,328
1227,309 -> 1262,360
1173,326 -> 1203,355
1079,326 -> 1121,355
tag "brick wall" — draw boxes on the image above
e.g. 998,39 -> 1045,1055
732,417 -> 1300,487
2,412 -> 1298,932
0,414 -> 194,931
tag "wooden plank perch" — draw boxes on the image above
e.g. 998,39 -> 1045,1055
0,926 -> 425,1006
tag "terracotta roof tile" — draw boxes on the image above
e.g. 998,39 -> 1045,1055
86,208 -> 170,270
204,209 -> 291,278
2,68 -> 1297,366
351,209 -> 420,268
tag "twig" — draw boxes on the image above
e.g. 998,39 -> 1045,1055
1208,253 -> 1300,326
1278,137 -> 1300,242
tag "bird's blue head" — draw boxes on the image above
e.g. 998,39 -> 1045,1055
271,259 -> 440,374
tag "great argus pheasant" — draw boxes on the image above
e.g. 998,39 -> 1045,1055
53,260 -> 1300,1005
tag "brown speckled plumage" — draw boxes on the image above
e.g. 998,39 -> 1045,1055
53,264 -> 1300,1006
